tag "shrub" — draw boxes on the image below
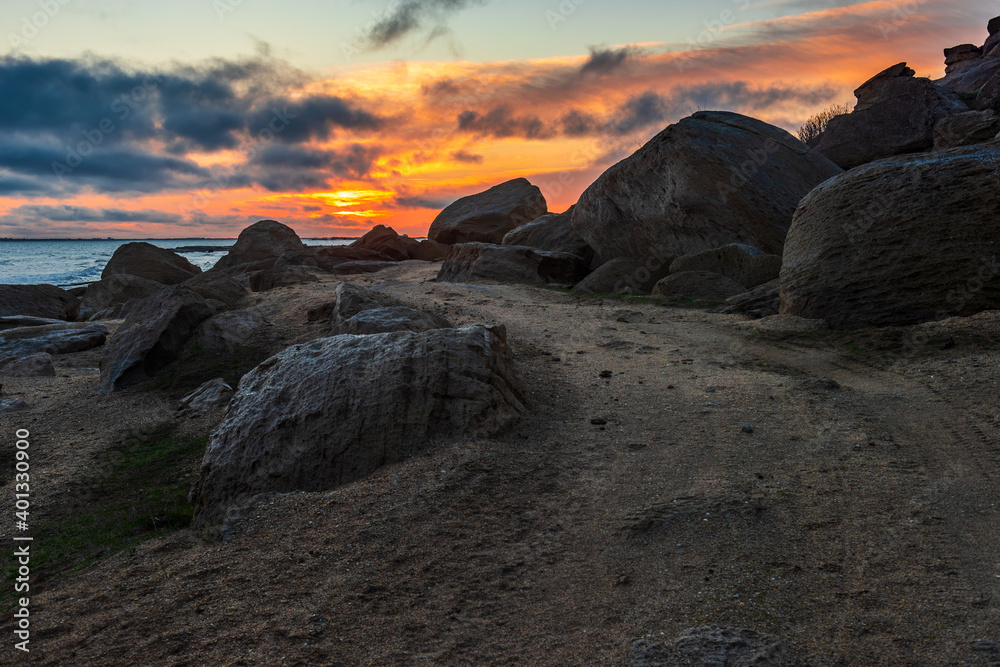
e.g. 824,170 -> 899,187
797,103 -> 852,144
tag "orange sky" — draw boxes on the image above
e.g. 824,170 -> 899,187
0,0 -> 991,238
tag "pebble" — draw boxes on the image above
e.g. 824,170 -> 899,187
741,424 -> 754,434
591,418 -> 608,425
599,370 -> 613,378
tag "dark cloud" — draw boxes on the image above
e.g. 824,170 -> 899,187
243,143 -> 381,192
450,149 -> 484,164
7,205 -> 183,224
392,195 -> 452,210
610,91 -> 671,134
366,0 -> 489,49
457,107 -> 552,140
580,46 -> 634,75
246,95 -> 382,144
561,109 -> 600,137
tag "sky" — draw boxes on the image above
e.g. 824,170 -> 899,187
0,0 -> 995,238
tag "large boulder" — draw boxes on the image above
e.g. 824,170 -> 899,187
213,220 -> 305,272
330,283 -> 451,335
189,310 -> 265,354
817,63 -> 968,168
0,324 -> 109,371
651,271 -> 748,300
0,284 -> 79,321
933,110 -> 1000,150
668,244 -> 781,289
351,225 -> 420,261
191,323 -> 527,526
427,178 -> 547,245
81,274 -> 164,318
573,111 -> 841,267
102,242 -> 201,285
780,141 -> 1000,329
571,256 -> 671,295
182,272 -> 251,310
0,353 -> 55,377
937,56 -> 1000,95
0,316 -> 68,331
501,207 -> 594,263
98,286 -> 215,392
247,266 -> 318,292
436,243 -> 589,287
410,239 -> 450,262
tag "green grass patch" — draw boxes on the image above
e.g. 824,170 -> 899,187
1,423 -> 207,607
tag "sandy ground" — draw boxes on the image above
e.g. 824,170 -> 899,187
1,261 -> 999,665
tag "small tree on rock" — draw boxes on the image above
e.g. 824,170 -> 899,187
798,103 -> 852,144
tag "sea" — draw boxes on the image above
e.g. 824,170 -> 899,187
0,238 -> 355,285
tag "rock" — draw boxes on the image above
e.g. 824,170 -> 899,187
629,625 -> 787,666
102,242 -> 201,285
944,44 -> 982,73
502,207 -> 594,263
574,111 -> 841,267
213,220 -> 305,272
933,110 -> 1000,149
80,274 -> 164,317
796,376 -> 841,392
817,63 -> 967,168
190,310 -> 265,354
974,73 -> 1000,112
0,316 -> 68,331
0,324 -> 109,372
990,16 -> 1000,35
247,266 -> 318,292
0,284 -> 79,321
330,283 -> 451,335
0,398 -> 31,413
310,246 -> 393,271
652,271 -> 749,300
0,353 -> 55,377
572,257 -> 671,295
177,378 -> 234,417
182,272 -> 251,310
739,314 -> 829,332
937,57 -> 1000,95
669,244 -> 781,289
351,225 -> 419,261
436,243 -> 588,286
720,279 -> 780,318
409,239 -> 450,261
328,260 -> 398,275
191,323 -> 527,526
98,286 -> 215,392
427,178 -> 547,245
780,140 -> 1000,329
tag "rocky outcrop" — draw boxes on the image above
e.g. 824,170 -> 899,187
330,283 -> 451,335
436,243 -> 588,287
0,284 -> 79,321
409,239 -> 450,262
182,273 -> 251,310
177,378 -> 234,417
98,286 -> 215,392
571,256 -> 671,295
651,271 -> 748,300
501,208 -> 594,263
191,323 -> 527,526
573,111 -> 841,267
81,274 -> 164,319
351,225 -> 421,261
0,324 -> 109,372
629,625 -> 787,666
102,242 -> 201,285
933,110 -> 1000,150
213,220 -> 305,272
0,353 -> 55,377
668,244 -> 781,289
780,141 -> 1000,329
427,178 -> 547,245
817,63 -> 967,168
720,279 -> 780,318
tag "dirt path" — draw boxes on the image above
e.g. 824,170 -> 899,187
2,263 -> 998,665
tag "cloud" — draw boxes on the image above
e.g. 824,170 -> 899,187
580,46 -> 634,75
365,0 -> 489,49
450,149 -> 484,164
457,107 -> 553,140
6,205 -> 183,224
243,143 -> 381,191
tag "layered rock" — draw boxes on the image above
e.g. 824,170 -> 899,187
191,324 -> 527,526
573,111 -> 841,266
80,274 -> 163,319
0,324 -> 108,372
98,286 -> 215,392
780,141 -> 1000,329
720,280 -> 780,318
501,207 -> 593,263
182,272 -> 251,310
436,243 -> 589,287
247,266 -> 318,292
817,63 -> 967,168
177,378 -> 234,417
101,242 -> 201,285
213,220 -> 305,272
427,178 -> 547,245
189,310 -> 265,354
330,283 -> 451,335
651,271 -> 748,300
0,284 -> 79,321
668,244 -> 781,289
